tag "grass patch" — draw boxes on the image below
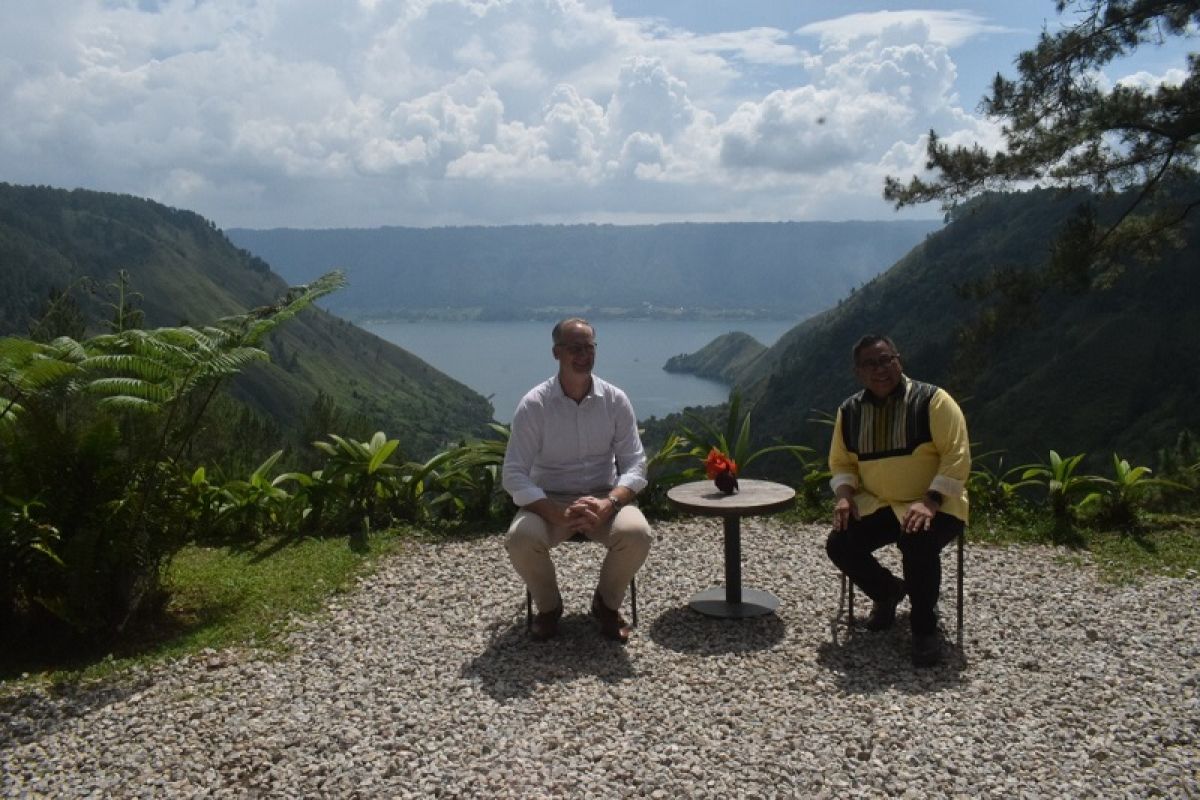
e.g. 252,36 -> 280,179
967,507 -> 1200,582
159,530 -> 407,656
1,528 -> 412,689
1085,517 -> 1200,583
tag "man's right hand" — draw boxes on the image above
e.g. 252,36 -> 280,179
833,496 -> 860,531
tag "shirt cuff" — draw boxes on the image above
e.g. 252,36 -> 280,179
829,473 -> 858,492
615,475 -> 647,495
929,475 -> 964,496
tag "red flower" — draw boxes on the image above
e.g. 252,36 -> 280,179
703,447 -> 738,480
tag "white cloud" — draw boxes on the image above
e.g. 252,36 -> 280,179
0,0 -> 1026,227
797,10 -> 1011,49
1115,67 -> 1190,90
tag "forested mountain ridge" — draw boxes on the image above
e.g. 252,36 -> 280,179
721,186 -> 1200,467
226,220 -> 941,320
0,183 -> 494,458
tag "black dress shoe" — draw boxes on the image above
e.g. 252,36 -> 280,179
912,633 -> 943,668
530,605 -> 563,641
865,582 -> 906,631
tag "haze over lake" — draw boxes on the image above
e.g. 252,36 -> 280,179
364,319 -> 796,422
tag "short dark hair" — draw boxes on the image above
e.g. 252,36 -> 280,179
852,334 -> 899,363
552,317 -> 594,345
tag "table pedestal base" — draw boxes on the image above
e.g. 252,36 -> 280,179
689,587 -> 779,618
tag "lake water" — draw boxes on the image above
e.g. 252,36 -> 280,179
363,319 -> 797,422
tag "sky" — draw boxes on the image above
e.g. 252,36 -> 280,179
0,0 -> 1192,230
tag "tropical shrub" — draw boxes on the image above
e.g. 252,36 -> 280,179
966,450 -> 1028,515
638,431 -> 702,516
1079,453 -> 1191,527
418,423 -> 513,524
0,271 -> 344,644
678,391 -> 812,481
1014,450 -> 1100,521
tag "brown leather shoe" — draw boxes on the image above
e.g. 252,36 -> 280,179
530,605 -> 562,641
591,590 -> 631,644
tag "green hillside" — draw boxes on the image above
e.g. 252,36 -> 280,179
722,186 -> 1200,467
664,331 -> 767,384
0,183 -> 493,459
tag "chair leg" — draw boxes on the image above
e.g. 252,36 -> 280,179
845,573 -> 855,629
629,577 -> 638,627
956,531 -> 965,642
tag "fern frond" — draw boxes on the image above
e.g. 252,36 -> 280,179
95,395 -> 160,413
220,270 -> 347,345
84,377 -> 173,403
47,337 -> 88,362
81,354 -> 174,381
13,356 -> 80,393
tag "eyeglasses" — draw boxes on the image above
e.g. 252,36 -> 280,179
556,342 -> 596,355
856,354 -> 899,370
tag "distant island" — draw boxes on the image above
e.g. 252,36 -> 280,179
663,331 -> 768,384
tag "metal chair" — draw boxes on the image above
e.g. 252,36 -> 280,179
842,530 -> 964,642
524,532 -> 639,628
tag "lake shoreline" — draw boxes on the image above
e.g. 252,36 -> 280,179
363,318 -> 796,423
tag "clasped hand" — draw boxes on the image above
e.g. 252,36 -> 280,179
562,496 -> 612,534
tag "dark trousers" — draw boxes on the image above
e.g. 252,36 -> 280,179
825,508 -> 963,635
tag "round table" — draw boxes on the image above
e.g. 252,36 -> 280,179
666,478 -> 796,618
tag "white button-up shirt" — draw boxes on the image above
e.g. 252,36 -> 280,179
502,375 -> 648,507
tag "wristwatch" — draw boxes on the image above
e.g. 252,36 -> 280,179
924,490 -> 944,506
607,494 -> 622,512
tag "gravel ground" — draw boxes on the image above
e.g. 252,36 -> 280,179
2,518 -> 1198,798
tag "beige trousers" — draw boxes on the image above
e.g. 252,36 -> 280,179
505,495 -> 652,614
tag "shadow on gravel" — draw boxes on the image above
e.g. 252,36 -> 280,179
815,627 -> 968,695
647,605 -> 786,655
462,614 -> 635,702
0,675 -> 154,751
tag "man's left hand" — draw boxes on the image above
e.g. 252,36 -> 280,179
565,496 -> 614,534
902,500 -> 938,533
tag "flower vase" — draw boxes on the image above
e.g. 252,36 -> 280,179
713,468 -> 739,494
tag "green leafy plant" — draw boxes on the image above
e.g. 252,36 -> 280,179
1015,450 -> 1100,521
679,391 -> 812,480
788,450 -> 832,512
638,431 -> 703,515
967,449 -> 1028,515
0,496 -> 65,633
216,451 -> 295,539
312,431 -> 405,544
1079,453 -> 1191,527
0,271 -> 345,643
419,423 -> 512,523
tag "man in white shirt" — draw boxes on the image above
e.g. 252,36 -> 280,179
502,318 -> 653,644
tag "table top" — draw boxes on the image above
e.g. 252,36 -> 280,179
666,479 -> 796,518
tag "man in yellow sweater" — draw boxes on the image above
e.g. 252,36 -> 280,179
826,334 -> 970,667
